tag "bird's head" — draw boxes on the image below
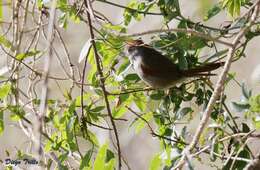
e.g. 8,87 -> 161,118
125,39 -> 147,55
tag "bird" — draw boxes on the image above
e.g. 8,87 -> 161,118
125,39 -> 224,89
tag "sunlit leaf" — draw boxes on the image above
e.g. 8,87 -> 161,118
16,50 -> 42,60
253,116 -> 260,129
249,95 -> 260,113
149,154 -> 162,170
204,3 -> 222,21
0,83 -> 11,100
112,106 -> 127,118
87,130 -> 99,146
93,143 -> 107,170
132,112 -> 153,133
0,36 -> 13,49
0,110 -> 4,135
222,0 -> 242,17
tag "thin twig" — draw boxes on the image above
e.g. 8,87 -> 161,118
96,0 -> 162,15
126,106 -> 187,145
122,28 -> 233,47
107,87 -> 153,95
173,1 -> 260,169
84,0 -> 122,169
37,0 -> 56,161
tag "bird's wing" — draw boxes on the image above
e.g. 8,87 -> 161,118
138,46 -> 181,78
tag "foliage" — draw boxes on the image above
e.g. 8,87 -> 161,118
0,0 -> 260,169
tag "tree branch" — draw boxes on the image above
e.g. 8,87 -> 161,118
96,0 -> 162,16
37,0 -> 57,161
122,28 -> 233,47
173,1 -> 260,169
84,0 -> 122,169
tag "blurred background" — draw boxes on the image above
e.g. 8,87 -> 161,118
0,0 -> 260,169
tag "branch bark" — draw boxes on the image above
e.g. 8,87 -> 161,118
84,0 -> 122,169
36,0 -> 57,162
173,1 -> 260,169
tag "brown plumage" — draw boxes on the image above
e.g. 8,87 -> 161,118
126,39 -> 223,89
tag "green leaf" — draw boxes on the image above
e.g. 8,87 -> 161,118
133,93 -> 146,111
106,149 -> 115,162
10,112 -> 25,121
249,95 -> 260,113
112,106 -> 127,119
58,152 -> 69,163
93,143 -> 107,170
149,154 -> 162,170
44,139 -> 52,152
87,48 -> 97,83
0,36 -> 13,49
16,50 -> 42,60
75,93 -> 90,106
253,116 -> 260,129
176,107 -> 193,119
132,112 -> 153,134
204,3 -> 222,21
103,24 -> 126,33
241,83 -> 251,100
79,149 -> 93,170
59,12 -> 68,29
123,1 -> 140,25
37,0 -> 43,8
222,0 -> 241,17
178,55 -> 188,70
0,83 -> 11,100
210,136 -> 224,161
0,110 -> 4,135
117,59 -> 130,75
242,123 -> 250,133
231,102 -> 250,112
225,72 -> 236,85
57,0 -> 68,10
7,105 -> 26,122
123,9 -> 132,26
69,5 -> 81,23
105,158 -> 115,170
158,0 -> 180,22
223,149 -> 250,170
90,106 -> 105,113
124,73 -> 140,81
87,130 -> 99,146
150,90 -> 165,100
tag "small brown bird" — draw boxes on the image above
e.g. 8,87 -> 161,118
125,39 -> 224,89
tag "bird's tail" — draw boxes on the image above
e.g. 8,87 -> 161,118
182,62 -> 224,77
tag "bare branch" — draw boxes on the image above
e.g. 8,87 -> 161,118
173,1 -> 260,169
122,28 -> 233,47
36,0 -> 57,161
84,0 -> 122,169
